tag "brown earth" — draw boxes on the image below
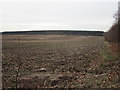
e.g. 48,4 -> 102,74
2,34 -> 120,88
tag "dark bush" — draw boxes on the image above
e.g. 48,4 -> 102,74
104,6 -> 120,43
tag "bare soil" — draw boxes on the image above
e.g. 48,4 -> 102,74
2,35 -> 120,88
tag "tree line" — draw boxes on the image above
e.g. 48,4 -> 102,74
104,3 -> 120,43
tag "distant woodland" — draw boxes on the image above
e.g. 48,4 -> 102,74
2,30 -> 104,36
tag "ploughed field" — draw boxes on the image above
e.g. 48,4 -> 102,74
2,34 -> 119,88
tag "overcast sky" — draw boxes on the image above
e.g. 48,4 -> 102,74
0,0 -> 119,32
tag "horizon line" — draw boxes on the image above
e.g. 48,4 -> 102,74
1,29 -> 105,33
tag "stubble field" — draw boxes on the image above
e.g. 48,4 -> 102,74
2,34 -> 120,88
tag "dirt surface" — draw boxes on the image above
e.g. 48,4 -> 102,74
2,35 -> 120,88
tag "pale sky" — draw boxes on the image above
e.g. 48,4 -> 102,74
0,0 -> 119,32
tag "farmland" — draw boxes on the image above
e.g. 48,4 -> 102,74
2,34 -> 120,88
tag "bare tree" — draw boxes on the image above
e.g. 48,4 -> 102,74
15,39 -> 22,88
104,3 -> 120,43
